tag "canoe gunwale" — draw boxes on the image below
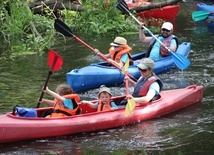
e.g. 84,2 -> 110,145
4,85 -> 203,120
0,85 -> 204,144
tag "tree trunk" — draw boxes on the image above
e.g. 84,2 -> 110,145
28,0 -> 183,14
28,0 -> 84,14
131,0 -> 183,12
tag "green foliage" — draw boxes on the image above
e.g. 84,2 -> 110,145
0,0 -> 160,57
63,0 -> 138,37
0,0 -> 56,58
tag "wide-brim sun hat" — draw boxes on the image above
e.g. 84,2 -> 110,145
137,58 -> 154,70
161,22 -> 173,31
110,37 -> 127,46
98,85 -> 112,97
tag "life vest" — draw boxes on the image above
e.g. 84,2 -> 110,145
50,94 -> 80,117
109,45 -> 132,63
145,35 -> 178,58
97,100 -> 112,112
132,75 -> 163,101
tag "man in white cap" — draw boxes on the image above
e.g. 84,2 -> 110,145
121,58 -> 163,105
139,22 -> 178,60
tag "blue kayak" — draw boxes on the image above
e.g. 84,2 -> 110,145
196,3 -> 214,28
67,42 -> 191,92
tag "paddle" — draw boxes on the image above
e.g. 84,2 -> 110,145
36,50 -> 63,108
123,60 -> 136,117
192,10 -> 212,22
116,0 -> 190,70
54,18 -> 137,81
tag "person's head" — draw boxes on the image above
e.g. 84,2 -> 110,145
110,37 -> 127,50
98,85 -> 112,103
137,58 -> 154,78
161,22 -> 173,38
55,84 -> 73,96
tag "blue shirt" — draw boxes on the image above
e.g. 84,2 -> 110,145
120,53 -> 129,63
149,36 -> 177,60
63,98 -> 74,109
94,101 -> 117,108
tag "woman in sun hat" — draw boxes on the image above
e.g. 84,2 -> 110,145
138,21 -> 178,60
95,36 -> 132,68
120,58 -> 163,105
81,85 -> 117,111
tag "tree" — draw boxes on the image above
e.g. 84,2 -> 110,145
27,0 -> 183,15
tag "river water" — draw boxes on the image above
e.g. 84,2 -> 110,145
0,0 -> 214,154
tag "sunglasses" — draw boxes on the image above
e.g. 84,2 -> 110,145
114,46 -> 119,48
161,28 -> 170,32
138,68 -> 148,72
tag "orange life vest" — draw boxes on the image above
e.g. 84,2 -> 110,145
51,94 -> 80,117
109,45 -> 132,63
97,100 -> 112,112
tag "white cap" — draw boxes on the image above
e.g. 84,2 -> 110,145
161,22 -> 173,31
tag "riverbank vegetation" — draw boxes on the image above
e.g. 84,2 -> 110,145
0,0 -> 56,58
0,0 -> 160,58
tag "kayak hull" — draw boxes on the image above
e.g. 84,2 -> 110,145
197,3 -> 214,12
0,85 -> 204,144
196,3 -> 214,28
137,5 -> 180,20
66,42 -> 191,92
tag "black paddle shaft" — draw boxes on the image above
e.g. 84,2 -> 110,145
36,71 -> 53,108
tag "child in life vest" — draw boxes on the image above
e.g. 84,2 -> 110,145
94,36 -> 132,68
81,85 -> 117,112
39,84 -> 81,117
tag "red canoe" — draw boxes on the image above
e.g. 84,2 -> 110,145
0,85 -> 204,144
137,5 -> 180,20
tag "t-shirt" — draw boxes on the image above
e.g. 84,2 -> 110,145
120,53 -> 129,63
149,36 -> 177,60
149,82 -> 160,95
94,101 -> 117,108
63,98 -> 74,109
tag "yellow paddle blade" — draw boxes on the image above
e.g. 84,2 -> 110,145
125,98 -> 136,117
122,59 -> 129,74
